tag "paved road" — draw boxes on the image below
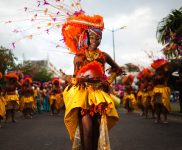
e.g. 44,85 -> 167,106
0,109 -> 182,150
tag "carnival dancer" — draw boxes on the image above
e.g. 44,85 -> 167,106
4,72 -> 20,123
20,76 -> 35,119
151,59 -> 171,123
122,75 -> 137,112
143,69 -> 155,118
0,72 -> 6,128
42,84 -> 50,112
33,84 -> 42,114
49,78 -> 63,115
136,72 -> 146,116
138,68 -> 155,118
61,12 -> 123,149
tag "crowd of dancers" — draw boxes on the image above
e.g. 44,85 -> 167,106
113,59 -> 171,124
0,58 -> 172,129
0,72 -> 65,128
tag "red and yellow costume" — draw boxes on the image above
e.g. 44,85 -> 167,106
137,68 -> 155,109
138,68 -> 155,118
49,78 -> 64,111
0,72 -> 6,119
62,14 -> 120,142
151,59 -> 171,112
4,73 -> 19,110
122,75 -> 137,111
20,77 -> 36,113
153,85 -> 171,112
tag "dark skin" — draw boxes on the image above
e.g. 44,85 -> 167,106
5,78 -> 20,122
5,78 -> 20,94
154,64 -> 170,123
74,33 -> 119,75
50,81 -> 62,114
74,31 -> 121,150
21,81 -> 34,118
21,81 -> 34,97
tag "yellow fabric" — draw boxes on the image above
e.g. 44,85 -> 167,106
50,95 -> 56,105
137,91 -> 145,103
33,89 -> 38,97
50,94 -> 64,110
63,85 -> 119,141
5,94 -> 19,105
0,96 -> 6,117
142,91 -> 154,107
20,96 -> 34,110
123,93 -> 137,109
110,94 -> 121,108
153,86 -> 171,111
21,96 -> 34,103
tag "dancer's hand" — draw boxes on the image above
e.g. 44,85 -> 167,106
98,103 -> 106,114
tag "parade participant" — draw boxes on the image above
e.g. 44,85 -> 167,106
20,76 -> 35,119
42,84 -> 50,112
4,72 -> 20,123
151,59 -> 171,123
122,75 -> 137,112
0,72 -> 6,128
138,68 -> 155,118
49,78 -> 63,115
62,12 -> 123,149
11,1 -> 121,149
136,72 -> 146,116
33,84 -> 42,114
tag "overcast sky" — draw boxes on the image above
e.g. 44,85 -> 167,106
0,0 -> 181,74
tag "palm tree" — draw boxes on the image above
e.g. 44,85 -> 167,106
156,7 -> 182,59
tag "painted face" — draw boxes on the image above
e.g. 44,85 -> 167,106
88,32 -> 102,50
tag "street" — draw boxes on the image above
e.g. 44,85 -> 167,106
0,108 -> 182,150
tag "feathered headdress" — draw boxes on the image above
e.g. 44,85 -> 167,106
7,0 -> 104,53
137,68 -> 154,79
5,72 -> 19,80
62,14 -> 104,53
21,76 -> 32,85
122,75 -> 134,85
52,77 -> 60,85
151,59 -> 168,69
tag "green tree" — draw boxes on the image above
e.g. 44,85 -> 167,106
125,63 -> 140,72
156,7 -> 182,59
0,46 -> 17,74
157,7 -> 182,112
33,67 -> 53,82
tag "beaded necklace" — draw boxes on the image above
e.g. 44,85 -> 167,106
85,49 -> 100,61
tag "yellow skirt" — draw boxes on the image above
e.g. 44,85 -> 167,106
137,91 -> 145,104
5,94 -> 19,103
153,86 -> 171,111
0,96 -> 6,117
5,94 -> 19,110
20,96 -> 34,111
142,91 -> 154,107
123,93 -> 137,109
63,85 -> 119,141
50,94 -> 64,110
